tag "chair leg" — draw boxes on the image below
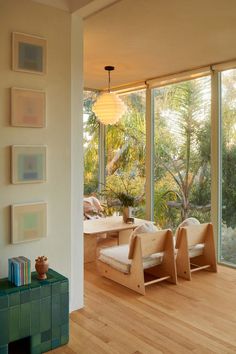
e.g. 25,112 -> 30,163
204,224 -> 217,272
176,234 -> 191,280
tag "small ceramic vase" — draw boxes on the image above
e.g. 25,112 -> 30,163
35,256 -> 49,280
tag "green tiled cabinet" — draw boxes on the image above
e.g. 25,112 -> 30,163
0,269 -> 69,354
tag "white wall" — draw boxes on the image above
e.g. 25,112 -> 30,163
71,11 -> 84,310
0,0 -> 83,311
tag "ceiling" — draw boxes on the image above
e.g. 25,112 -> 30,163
33,0 -> 94,12
84,0 -> 236,89
33,0 -> 119,13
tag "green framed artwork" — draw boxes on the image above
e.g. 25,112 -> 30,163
11,202 -> 47,244
11,145 -> 47,184
12,32 -> 47,74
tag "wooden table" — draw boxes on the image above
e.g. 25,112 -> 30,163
83,216 -> 148,263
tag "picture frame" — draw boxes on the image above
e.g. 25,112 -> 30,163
11,202 -> 47,244
12,32 -> 47,74
11,145 -> 47,184
11,87 -> 46,128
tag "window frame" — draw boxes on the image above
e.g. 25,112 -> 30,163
85,62 -> 236,267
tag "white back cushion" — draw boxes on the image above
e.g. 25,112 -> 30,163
128,222 -> 158,259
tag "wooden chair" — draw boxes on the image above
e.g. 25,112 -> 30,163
175,223 -> 217,280
98,229 -> 177,295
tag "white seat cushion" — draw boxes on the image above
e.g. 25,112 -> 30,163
189,243 -> 205,258
174,234 -> 205,257
174,240 -> 204,258
99,244 -> 163,274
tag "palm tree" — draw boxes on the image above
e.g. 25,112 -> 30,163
154,76 -> 211,222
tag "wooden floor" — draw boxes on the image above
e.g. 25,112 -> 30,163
49,260 -> 236,354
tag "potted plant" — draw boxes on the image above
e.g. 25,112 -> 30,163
101,172 -> 144,222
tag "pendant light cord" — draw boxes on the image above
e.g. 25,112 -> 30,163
105,66 -> 115,93
108,70 -> 111,93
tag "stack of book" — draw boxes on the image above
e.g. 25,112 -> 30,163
8,257 -> 31,286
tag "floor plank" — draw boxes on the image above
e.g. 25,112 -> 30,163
49,263 -> 236,354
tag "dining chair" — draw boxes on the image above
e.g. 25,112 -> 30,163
175,223 -> 217,280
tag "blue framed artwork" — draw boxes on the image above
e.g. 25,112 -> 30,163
12,32 -> 47,74
12,145 -> 47,184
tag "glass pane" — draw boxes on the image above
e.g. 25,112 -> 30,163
153,76 -> 211,231
105,89 -> 146,217
83,91 -> 99,195
221,69 -> 236,265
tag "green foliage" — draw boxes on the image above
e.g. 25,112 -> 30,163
102,172 -> 145,207
222,145 -> 236,227
83,91 -> 100,195
153,77 -> 211,227
105,90 -> 146,177
221,70 -> 236,228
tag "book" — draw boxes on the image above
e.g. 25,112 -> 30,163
8,257 -> 31,286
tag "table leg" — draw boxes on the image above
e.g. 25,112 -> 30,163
84,234 -> 97,263
118,229 -> 134,245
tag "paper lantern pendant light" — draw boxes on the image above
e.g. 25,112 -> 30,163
92,66 -> 126,125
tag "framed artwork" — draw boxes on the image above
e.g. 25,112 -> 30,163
12,32 -> 47,74
11,87 -> 46,128
11,202 -> 47,244
11,145 -> 47,184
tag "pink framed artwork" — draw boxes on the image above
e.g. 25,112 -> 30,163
11,87 -> 46,128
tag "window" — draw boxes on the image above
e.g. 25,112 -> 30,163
105,89 -> 146,217
83,91 -> 99,195
83,64 -> 236,269
153,76 -> 211,230
220,69 -> 236,265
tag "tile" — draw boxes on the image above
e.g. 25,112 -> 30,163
41,329 -> 51,342
52,282 -> 60,296
0,309 -> 9,345
52,326 -> 60,340
20,289 -> 30,304
60,334 -> 69,346
31,344 -> 41,354
51,338 -> 60,349
41,284 -> 51,298
61,323 -> 69,337
31,333 -> 41,347
30,287 -> 41,301
40,297 -> 51,332
40,340 -> 51,352
0,345 -> 8,354
9,292 -> 20,307
30,300 -> 40,335
0,296 -> 8,310
60,293 -> 69,324
52,294 -> 60,327
9,306 -> 20,342
20,302 -> 30,338
60,281 -> 68,294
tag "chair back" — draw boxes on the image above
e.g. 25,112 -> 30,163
176,223 -> 212,248
132,229 -> 173,258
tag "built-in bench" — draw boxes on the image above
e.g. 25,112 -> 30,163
0,269 -> 69,354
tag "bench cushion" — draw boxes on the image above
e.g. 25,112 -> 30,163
99,244 -> 163,274
189,243 -> 205,258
